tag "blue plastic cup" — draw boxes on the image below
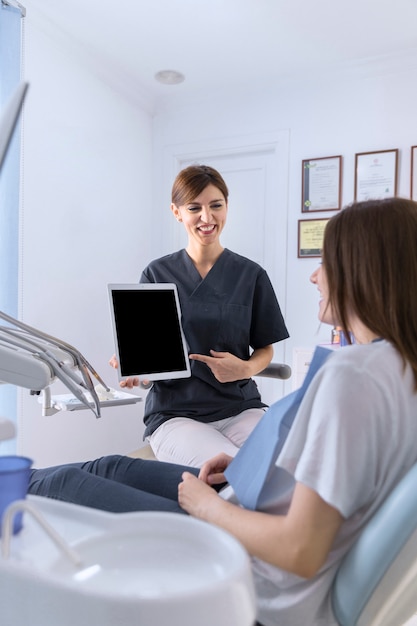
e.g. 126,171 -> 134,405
0,455 -> 33,535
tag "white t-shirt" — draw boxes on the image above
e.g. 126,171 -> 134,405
247,340 -> 417,626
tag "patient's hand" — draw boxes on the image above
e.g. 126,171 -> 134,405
198,452 -> 233,486
189,350 -> 250,383
108,354 -> 140,388
178,472 -> 220,519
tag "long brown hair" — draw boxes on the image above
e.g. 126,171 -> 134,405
323,197 -> 417,389
171,165 -> 229,206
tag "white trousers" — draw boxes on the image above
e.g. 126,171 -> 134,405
147,408 -> 265,467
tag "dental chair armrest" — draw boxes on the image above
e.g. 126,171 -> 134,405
257,363 -> 292,380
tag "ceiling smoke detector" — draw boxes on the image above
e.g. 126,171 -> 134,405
154,70 -> 185,85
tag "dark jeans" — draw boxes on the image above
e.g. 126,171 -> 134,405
29,454 -> 200,513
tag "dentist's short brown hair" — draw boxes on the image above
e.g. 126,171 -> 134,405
171,165 -> 229,207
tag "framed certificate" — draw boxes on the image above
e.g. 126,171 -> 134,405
411,146 -> 417,201
354,149 -> 398,201
298,218 -> 330,258
302,155 -> 342,212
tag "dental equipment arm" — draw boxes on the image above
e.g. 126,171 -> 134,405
0,310 -> 110,418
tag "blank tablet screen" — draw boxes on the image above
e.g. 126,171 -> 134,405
108,284 -> 191,381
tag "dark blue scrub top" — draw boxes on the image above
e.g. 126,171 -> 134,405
140,249 -> 289,437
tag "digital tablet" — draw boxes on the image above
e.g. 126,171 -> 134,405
108,283 -> 191,382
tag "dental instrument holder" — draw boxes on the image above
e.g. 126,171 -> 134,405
0,310 -> 142,417
0,309 -> 112,418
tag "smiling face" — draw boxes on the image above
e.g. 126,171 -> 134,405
310,264 -> 336,326
171,183 -> 228,253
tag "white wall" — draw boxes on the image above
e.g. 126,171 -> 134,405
16,16 -> 417,465
17,15 -> 153,465
152,63 -> 417,392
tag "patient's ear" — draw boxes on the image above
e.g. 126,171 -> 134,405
171,203 -> 182,222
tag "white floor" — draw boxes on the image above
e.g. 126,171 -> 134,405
404,616 -> 417,625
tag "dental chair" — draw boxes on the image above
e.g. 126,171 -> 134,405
129,361 -> 292,460
332,461 -> 417,626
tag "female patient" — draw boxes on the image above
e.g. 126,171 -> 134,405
30,197 -> 417,625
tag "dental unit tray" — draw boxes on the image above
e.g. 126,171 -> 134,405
46,390 -> 142,412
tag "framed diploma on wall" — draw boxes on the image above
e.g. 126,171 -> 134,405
298,218 -> 330,258
354,149 -> 398,202
411,146 -> 417,201
301,155 -> 342,212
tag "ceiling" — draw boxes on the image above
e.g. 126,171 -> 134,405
26,0 -> 417,114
